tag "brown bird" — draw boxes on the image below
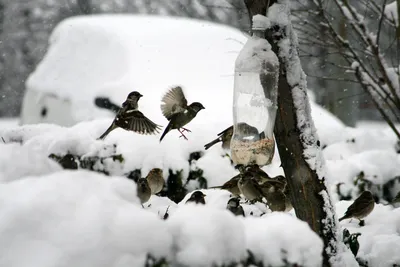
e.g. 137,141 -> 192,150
339,191 -> 375,225
159,86 -> 205,141
259,182 -> 286,212
208,174 -> 241,196
98,91 -> 162,140
245,165 -> 280,185
136,178 -> 152,204
185,191 -> 206,205
227,197 -> 245,216
146,168 -> 165,195
204,125 -> 233,150
238,171 -> 265,202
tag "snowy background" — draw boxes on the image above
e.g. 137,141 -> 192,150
0,2 -> 400,267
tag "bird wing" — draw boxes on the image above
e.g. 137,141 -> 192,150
116,110 -> 162,135
161,86 -> 188,120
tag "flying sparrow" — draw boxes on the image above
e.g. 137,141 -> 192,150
204,125 -> 233,150
136,178 -> 152,204
146,168 -> 165,195
339,191 -> 375,226
185,191 -> 206,205
159,86 -> 205,141
227,197 -> 245,216
208,174 -> 241,196
98,91 -> 162,140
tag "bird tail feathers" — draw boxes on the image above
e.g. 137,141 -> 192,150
159,124 -> 171,142
98,124 -> 117,140
204,138 -> 221,150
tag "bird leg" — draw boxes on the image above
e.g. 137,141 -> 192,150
178,129 -> 189,140
358,219 -> 365,227
181,127 -> 192,133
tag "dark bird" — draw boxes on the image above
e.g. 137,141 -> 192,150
94,96 -> 121,114
146,168 -> 165,195
238,171 -> 265,202
98,91 -> 162,140
339,191 -> 375,226
227,197 -> 245,216
136,178 -> 152,204
159,86 -> 205,141
259,182 -> 286,212
208,174 -> 241,196
185,191 -> 206,205
245,165 -> 279,185
204,125 -> 233,150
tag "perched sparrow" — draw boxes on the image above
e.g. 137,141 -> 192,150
238,172 -> 265,202
259,182 -> 286,212
204,125 -> 233,150
339,191 -> 375,225
146,168 -> 165,195
98,91 -> 162,140
208,174 -> 241,196
159,86 -> 205,141
136,178 -> 152,204
227,197 -> 245,216
273,175 -> 287,190
245,165 -> 278,185
185,191 -> 206,205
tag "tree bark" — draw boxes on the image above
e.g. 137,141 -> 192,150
244,1 -> 338,266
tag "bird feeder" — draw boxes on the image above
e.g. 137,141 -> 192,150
230,31 -> 279,167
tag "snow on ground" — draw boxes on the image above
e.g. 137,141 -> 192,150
1,13 -> 400,267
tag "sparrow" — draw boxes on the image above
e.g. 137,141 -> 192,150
259,182 -> 286,212
208,174 -> 241,196
238,171 -> 265,202
245,165 -> 279,185
94,96 -> 121,114
159,86 -> 205,141
185,191 -> 206,205
227,197 -> 245,216
136,178 -> 152,204
339,191 -> 375,225
146,168 -> 165,195
98,91 -> 162,140
204,125 -> 233,150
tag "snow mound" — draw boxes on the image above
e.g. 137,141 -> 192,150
0,171 -> 172,267
244,213 -> 323,267
168,205 -> 246,266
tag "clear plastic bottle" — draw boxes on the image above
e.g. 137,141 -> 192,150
230,34 -> 279,167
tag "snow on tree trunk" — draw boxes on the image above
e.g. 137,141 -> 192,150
244,0 -> 358,266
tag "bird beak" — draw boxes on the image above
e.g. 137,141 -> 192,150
139,93 -> 143,98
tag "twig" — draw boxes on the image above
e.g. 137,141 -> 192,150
1,137 -> 5,143
376,0 -> 387,48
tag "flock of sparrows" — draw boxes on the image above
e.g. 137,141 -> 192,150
96,86 -> 398,222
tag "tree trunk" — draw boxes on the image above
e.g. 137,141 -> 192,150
244,1 -> 338,266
